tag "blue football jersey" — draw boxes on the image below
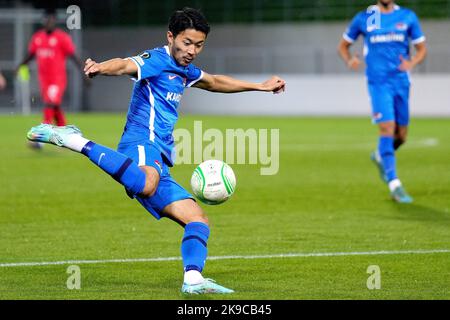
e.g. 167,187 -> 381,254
119,46 -> 203,166
343,5 -> 425,82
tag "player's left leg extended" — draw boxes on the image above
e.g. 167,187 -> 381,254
26,124 -> 149,198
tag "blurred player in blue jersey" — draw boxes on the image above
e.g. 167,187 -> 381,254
338,0 -> 427,203
27,8 -> 285,294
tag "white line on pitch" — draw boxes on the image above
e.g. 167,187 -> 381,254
1,249 -> 449,268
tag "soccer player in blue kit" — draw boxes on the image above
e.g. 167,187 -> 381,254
338,0 -> 427,203
27,8 -> 286,294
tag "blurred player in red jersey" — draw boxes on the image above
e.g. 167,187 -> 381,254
16,8 -> 84,126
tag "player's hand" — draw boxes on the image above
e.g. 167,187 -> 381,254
347,53 -> 361,71
261,76 -> 286,94
398,55 -> 414,71
84,58 -> 100,78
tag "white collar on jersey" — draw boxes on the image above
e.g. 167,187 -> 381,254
164,45 -> 170,55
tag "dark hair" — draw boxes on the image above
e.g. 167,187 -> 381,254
168,7 -> 210,38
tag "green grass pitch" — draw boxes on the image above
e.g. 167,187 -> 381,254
0,114 -> 449,299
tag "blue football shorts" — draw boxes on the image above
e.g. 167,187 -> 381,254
117,141 -> 194,220
367,79 -> 411,126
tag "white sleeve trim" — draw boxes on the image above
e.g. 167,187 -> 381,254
126,57 -> 142,82
186,70 -> 204,87
343,33 -> 355,43
411,36 -> 426,45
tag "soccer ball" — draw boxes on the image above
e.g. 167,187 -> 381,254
190,160 -> 236,205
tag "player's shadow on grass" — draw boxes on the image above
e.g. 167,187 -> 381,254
391,203 -> 450,225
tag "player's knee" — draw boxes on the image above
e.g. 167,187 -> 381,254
379,124 -> 395,136
378,121 -> 395,137
139,166 -> 160,197
183,203 -> 209,226
141,176 -> 158,197
141,183 -> 157,197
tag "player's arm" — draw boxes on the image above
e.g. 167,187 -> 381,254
399,42 -> 427,71
400,12 -> 428,71
84,58 -> 138,78
337,38 -> 361,71
338,12 -> 362,71
18,53 -> 35,66
193,72 -> 285,94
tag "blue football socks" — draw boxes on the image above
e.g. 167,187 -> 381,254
378,136 -> 397,182
181,222 -> 210,273
81,141 -> 146,196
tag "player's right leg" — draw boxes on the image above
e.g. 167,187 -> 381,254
26,124 -> 157,198
162,199 -> 234,294
124,147 -> 234,294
